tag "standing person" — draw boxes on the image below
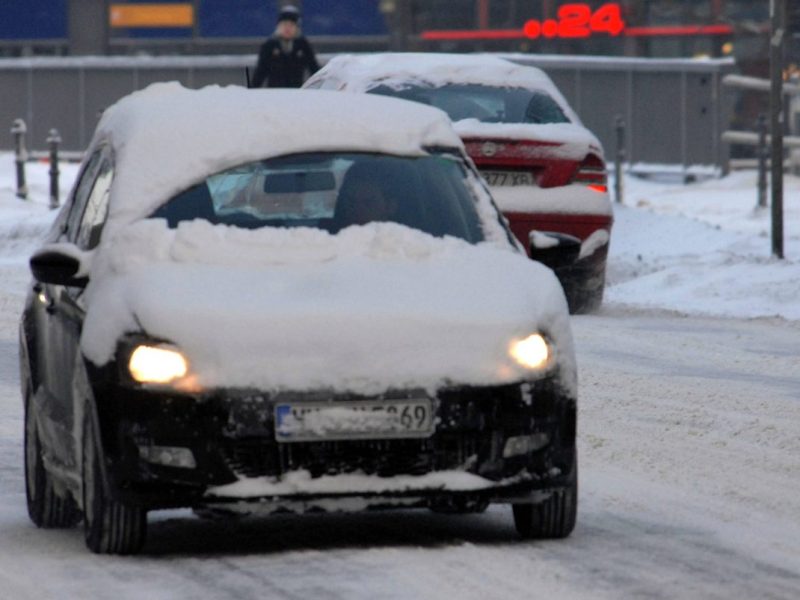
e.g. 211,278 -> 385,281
251,5 -> 320,88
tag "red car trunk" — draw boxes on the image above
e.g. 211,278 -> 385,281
463,138 -> 578,188
462,137 -> 612,250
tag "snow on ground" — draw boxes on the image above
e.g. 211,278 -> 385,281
1,155 -> 799,598
607,169 -> 800,320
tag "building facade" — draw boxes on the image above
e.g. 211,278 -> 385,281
1,1 -> 792,65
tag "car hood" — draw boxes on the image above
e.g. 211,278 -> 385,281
81,220 -> 575,395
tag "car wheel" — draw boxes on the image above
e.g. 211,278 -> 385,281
561,265 -> 605,315
82,412 -> 147,554
512,456 -> 577,539
24,386 -> 80,528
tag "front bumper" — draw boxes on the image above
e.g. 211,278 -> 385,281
88,369 -> 576,512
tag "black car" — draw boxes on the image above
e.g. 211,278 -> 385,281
21,84 -> 578,554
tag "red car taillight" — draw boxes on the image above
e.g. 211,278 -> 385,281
573,154 -> 607,193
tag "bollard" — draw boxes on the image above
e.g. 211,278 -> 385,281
614,115 -> 625,204
47,129 -> 62,210
11,119 -> 28,199
756,114 -> 768,209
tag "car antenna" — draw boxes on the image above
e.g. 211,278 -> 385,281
245,67 -> 252,89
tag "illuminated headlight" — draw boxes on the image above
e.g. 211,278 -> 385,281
128,344 -> 188,385
509,333 -> 551,370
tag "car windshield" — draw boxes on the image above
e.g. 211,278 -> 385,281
149,152 -> 486,244
369,83 -> 570,125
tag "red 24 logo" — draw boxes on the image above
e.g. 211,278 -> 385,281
524,3 -> 625,39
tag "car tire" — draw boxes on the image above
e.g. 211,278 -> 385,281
512,456 -> 577,539
24,386 -> 80,528
567,278 -> 605,315
82,412 -> 147,554
561,266 -> 605,315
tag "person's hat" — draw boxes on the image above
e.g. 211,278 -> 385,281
277,5 -> 300,23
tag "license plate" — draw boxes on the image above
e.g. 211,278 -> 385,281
481,170 -> 535,186
274,399 -> 435,442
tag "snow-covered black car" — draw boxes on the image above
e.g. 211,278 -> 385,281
20,84 -> 578,554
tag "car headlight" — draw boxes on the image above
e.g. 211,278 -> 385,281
509,333 -> 551,370
128,344 -> 189,384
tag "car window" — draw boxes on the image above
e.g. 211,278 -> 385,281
75,159 -> 113,250
369,83 -> 570,125
63,150 -> 104,242
149,152 -> 486,245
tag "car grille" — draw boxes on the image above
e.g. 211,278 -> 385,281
223,434 -> 484,480
220,382 -> 559,480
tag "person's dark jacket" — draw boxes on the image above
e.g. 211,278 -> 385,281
251,36 -> 319,88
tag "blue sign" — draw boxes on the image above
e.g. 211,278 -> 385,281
0,0 -> 67,40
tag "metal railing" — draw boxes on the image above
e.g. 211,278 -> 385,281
2,54 -> 736,173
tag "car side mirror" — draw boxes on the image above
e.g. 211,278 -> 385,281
528,231 -> 581,271
30,243 -> 91,288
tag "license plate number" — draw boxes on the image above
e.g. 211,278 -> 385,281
274,399 -> 434,442
481,170 -> 534,186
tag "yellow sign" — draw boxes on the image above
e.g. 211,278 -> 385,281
109,3 -> 194,28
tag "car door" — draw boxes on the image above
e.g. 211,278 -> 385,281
36,147 -> 113,470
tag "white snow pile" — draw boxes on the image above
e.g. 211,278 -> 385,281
606,170 -> 800,320
93,83 -> 463,227
80,218 -> 572,395
306,53 -> 602,160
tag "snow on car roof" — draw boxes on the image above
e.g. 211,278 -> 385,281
307,53 -> 604,159
92,82 -> 463,224
309,53 -> 579,120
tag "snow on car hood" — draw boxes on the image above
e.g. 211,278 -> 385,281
81,220 -> 575,396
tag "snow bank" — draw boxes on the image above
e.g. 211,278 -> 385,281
82,220 -> 574,395
606,171 -> 800,320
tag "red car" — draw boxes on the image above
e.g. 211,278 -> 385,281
304,53 -> 613,313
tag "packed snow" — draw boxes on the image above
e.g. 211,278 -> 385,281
1,155 -> 799,598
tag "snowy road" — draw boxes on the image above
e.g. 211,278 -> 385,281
2,306 -> 798,599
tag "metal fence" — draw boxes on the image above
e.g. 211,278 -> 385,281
505,55 -> 736,172
1,54 -> 736,170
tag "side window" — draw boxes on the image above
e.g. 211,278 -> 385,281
75,159 -> 113,250
64,151 -> 103,242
